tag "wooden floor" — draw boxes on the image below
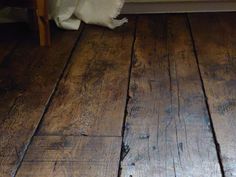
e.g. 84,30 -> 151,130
0,13 -> 236,177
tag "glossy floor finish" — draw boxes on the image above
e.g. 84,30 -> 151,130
0,13 -> 236,177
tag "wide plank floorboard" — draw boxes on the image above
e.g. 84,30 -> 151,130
0,26 -> 81,177
120,15 -> 221,177
14,17 -> 136,177
16,136 -> 121,177
189,13 -> 236,177
3,13 -> 236,177
37,18 -> 135,136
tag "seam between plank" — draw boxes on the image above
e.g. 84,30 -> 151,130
12,25 -> 85,177
118,16 -> 138,177
186,14 -> 226,177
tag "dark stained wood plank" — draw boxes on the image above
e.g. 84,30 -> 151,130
0,42 -> 16,64
121,15 -> 221,177
38,18 -> 135,137
0,23 -> 28,64
16,136 -> 121,177
189,13 -> 236,177
0,27 -> 82,177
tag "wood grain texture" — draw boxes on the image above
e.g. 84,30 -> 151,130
38,18 -> 135,137
189,13 -> 236,177
16,136 -> 122,177
0,28 -> 81,177
35,0 -> 51,46
120,15 -> 221,177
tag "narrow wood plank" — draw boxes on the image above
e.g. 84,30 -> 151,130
121,15 -> 221,177
16,136 -> 121,177
0,27 -> 81,177
189,13 -> 236,177
38,18 -> 135,136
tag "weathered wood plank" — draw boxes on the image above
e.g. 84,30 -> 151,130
189,13 -> 236,177
0,27 -> 81,177
38,18 -> 135,136
16,136 -> 121,177
121,15 -> 221,177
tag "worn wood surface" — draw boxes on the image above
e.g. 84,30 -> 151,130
16,136 -> 121,177
120,15 -> 221,177
189,13 -> 236,177
38,19 -> 135,137
0,28 -> 81,177
2,13 -> 236,177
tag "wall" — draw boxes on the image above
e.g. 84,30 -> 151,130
122,0 -> 236,13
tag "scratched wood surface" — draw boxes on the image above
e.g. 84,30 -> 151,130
14,17 -> 136,176
0,27 -> 81,177
37,18 -> 135,137
16,136 -> 122,177
2,13 -> 236,177
120,15 -> 221,177
189,13 -> 236,177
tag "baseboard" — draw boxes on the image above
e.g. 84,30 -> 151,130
121,1 -> 236,14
